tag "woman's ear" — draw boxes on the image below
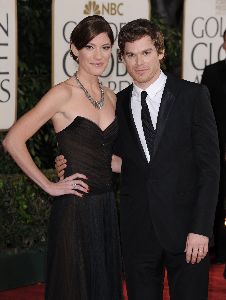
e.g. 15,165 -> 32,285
70,43 -> 79,58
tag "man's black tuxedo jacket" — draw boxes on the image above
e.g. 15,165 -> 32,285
201,60 -> 226,147
115,74 -> 220,254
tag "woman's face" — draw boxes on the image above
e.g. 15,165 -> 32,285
73,32 -> 112,76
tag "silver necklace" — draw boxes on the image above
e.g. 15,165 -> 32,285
74,72 -> 104,110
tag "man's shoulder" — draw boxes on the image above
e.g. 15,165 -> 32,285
116,84 -> 133,110
116,84 -> 133,98
166,73 -> 202,94
203,60 -> 225,72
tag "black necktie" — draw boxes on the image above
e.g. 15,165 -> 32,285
141,91 -> 155,160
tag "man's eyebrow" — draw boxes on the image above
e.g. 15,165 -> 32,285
125,48 -> 153,54
140,48 -> 153,52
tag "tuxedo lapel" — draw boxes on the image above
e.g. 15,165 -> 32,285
152,76 -> 176,159
121,84 -> 148,164
120,75 -> 177,165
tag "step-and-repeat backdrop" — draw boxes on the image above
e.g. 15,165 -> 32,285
1,0 -> 226,130
0,0 -> 17,130
52,0 -> 151,91
183,0 -> 226,82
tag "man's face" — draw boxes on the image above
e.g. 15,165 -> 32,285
122,35 -> 164,89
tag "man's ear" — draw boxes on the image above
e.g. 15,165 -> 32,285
158,49 -> 165,61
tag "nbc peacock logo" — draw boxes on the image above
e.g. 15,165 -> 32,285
83,1 -> 101,15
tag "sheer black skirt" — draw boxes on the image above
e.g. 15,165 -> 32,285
45,191 -> 122,300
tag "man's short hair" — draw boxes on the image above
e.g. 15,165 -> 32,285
118,18 -> 165,61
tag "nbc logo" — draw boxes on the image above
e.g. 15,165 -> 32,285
84,1 -> 101,15
83,1 -> 123,16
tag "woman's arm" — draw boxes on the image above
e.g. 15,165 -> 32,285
2,85 -> 88,196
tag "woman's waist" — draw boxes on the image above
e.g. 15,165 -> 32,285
64,179 -> 113,196
65,167 -> 112,178
65,167 -> 113,193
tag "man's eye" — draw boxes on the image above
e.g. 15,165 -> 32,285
144,51 -> 151,56
103,46 -> 111,50
127,53 -> 134,58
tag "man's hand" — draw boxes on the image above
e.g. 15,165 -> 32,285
111,155 -> 122,173
55,155 -> 67,180
185,233 -> 209,264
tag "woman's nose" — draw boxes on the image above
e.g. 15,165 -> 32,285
94,48 -> 102,59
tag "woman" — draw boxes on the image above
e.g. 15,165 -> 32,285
3,15 -> 122,299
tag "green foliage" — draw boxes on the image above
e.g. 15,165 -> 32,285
153,15 -> 182,76
0,171 -> 55,253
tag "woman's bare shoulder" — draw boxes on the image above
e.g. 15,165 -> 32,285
49,80 -> 73,99
43,78 -> 79,105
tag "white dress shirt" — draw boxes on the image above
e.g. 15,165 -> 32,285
131,71 -> 167,162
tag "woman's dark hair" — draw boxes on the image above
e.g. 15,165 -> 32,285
70,15 -> 114,62
224,29 -> 226,39
118,18 -> 165,61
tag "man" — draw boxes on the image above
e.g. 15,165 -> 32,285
56,19 -> 220,299
201,29 -> 226,265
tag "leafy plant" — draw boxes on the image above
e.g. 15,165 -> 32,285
153,15 -> 182,76
0,171 -> 55,253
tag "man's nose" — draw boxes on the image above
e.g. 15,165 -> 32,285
136,55 -> 143,65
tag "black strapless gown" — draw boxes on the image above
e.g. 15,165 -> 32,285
45,116 -> 122,300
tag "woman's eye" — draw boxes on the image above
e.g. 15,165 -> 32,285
85,45 -> 93,49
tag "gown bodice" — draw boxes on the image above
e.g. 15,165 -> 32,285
56,116 -> 118,194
